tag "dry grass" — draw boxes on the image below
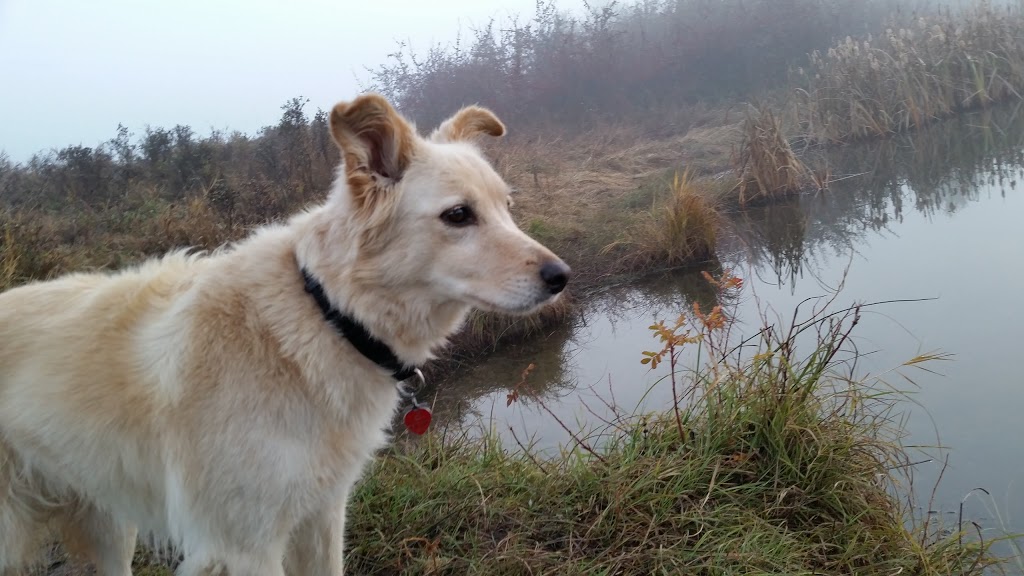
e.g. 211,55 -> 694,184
732,105 -> 809,205
796,0 -> 1024,143
602,169 -> 721,272
0,219 -> 19,291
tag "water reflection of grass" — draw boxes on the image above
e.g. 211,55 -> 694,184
420,320 -> 578,431
730,105 -> 1024,289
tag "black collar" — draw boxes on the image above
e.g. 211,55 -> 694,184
301,267 -> 418,382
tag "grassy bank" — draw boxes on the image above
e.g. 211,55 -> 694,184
55,272 -> 1006,575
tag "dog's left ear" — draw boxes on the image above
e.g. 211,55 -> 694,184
430,105 -> 506,143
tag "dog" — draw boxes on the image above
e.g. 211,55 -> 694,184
0,93 -> 570,575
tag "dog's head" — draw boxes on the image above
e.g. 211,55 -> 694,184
326,93 -> 570,316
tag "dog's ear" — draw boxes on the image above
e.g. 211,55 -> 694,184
330,94 -> 416,206
430,105 -> 506,143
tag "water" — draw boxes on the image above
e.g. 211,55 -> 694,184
427,106 -> 1024,540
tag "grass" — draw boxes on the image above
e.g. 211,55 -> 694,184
602,169 -> 721,272
65,270 -> 1010,575
795,0 -> 1024,143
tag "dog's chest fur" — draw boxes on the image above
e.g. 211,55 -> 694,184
150,233 -> 404,542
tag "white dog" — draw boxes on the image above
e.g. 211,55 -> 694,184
0,93 -> 570,575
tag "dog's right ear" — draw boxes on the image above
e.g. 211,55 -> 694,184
330,94 -> 415,211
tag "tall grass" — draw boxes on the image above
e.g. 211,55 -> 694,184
796,0 -> 1024,143
733,105 -> 809,205
602,169 -> 720,271
0,217 -> 19,291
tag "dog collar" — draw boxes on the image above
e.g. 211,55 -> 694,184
300,267 -> 420,383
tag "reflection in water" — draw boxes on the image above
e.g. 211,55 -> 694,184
412,105 -> 1024,538
417,268 -> 726,445
728,103 -> 1024,292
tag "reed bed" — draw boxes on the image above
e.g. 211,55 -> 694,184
796,0 -> 1024,143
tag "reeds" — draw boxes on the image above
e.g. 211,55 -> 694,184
368,0 -> 903,130
0,217 -> 20,291
733,105 -> 808,205
797,0 -> 1024,143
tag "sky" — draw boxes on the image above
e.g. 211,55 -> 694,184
0,0 -> 541,162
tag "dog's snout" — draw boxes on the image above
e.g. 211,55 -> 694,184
539,260 -> 571,295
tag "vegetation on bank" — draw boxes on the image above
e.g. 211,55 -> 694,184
366,0 -> 917,130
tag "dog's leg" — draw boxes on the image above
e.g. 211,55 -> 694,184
283,503 -> 346,576
0,446 -> 52,574
177,543 -> 288,576
60,503 -> 137,576
0,505 -> 49,576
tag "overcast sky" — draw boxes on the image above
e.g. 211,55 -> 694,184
0,0 -> 541,162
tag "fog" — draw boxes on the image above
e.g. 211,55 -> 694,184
0,0 -> 536,161
0,0 -> 999,161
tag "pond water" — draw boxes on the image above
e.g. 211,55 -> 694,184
427,106 -> 1024,540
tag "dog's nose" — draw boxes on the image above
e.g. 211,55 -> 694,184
539,260 -> 571,295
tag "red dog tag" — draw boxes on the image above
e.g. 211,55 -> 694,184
404,405 -> 432,435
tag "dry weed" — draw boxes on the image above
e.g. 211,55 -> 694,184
603,169 -> 720,271
732,105 -> 808,205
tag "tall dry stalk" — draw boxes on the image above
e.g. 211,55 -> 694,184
733,105 -> 808,205
0,222 -> 19,290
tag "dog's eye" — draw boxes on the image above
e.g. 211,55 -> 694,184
440,205 -> 476,227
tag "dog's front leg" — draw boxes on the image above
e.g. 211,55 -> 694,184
284,502 -> 346,576
60,503 -> 137,576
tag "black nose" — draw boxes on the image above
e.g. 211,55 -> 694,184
539,260 -> 571,295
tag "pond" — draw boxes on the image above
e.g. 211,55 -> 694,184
426,105 -> 1024,540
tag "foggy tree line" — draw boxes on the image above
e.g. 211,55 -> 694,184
365,0 -> 938,129
0,98 -> 338,224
